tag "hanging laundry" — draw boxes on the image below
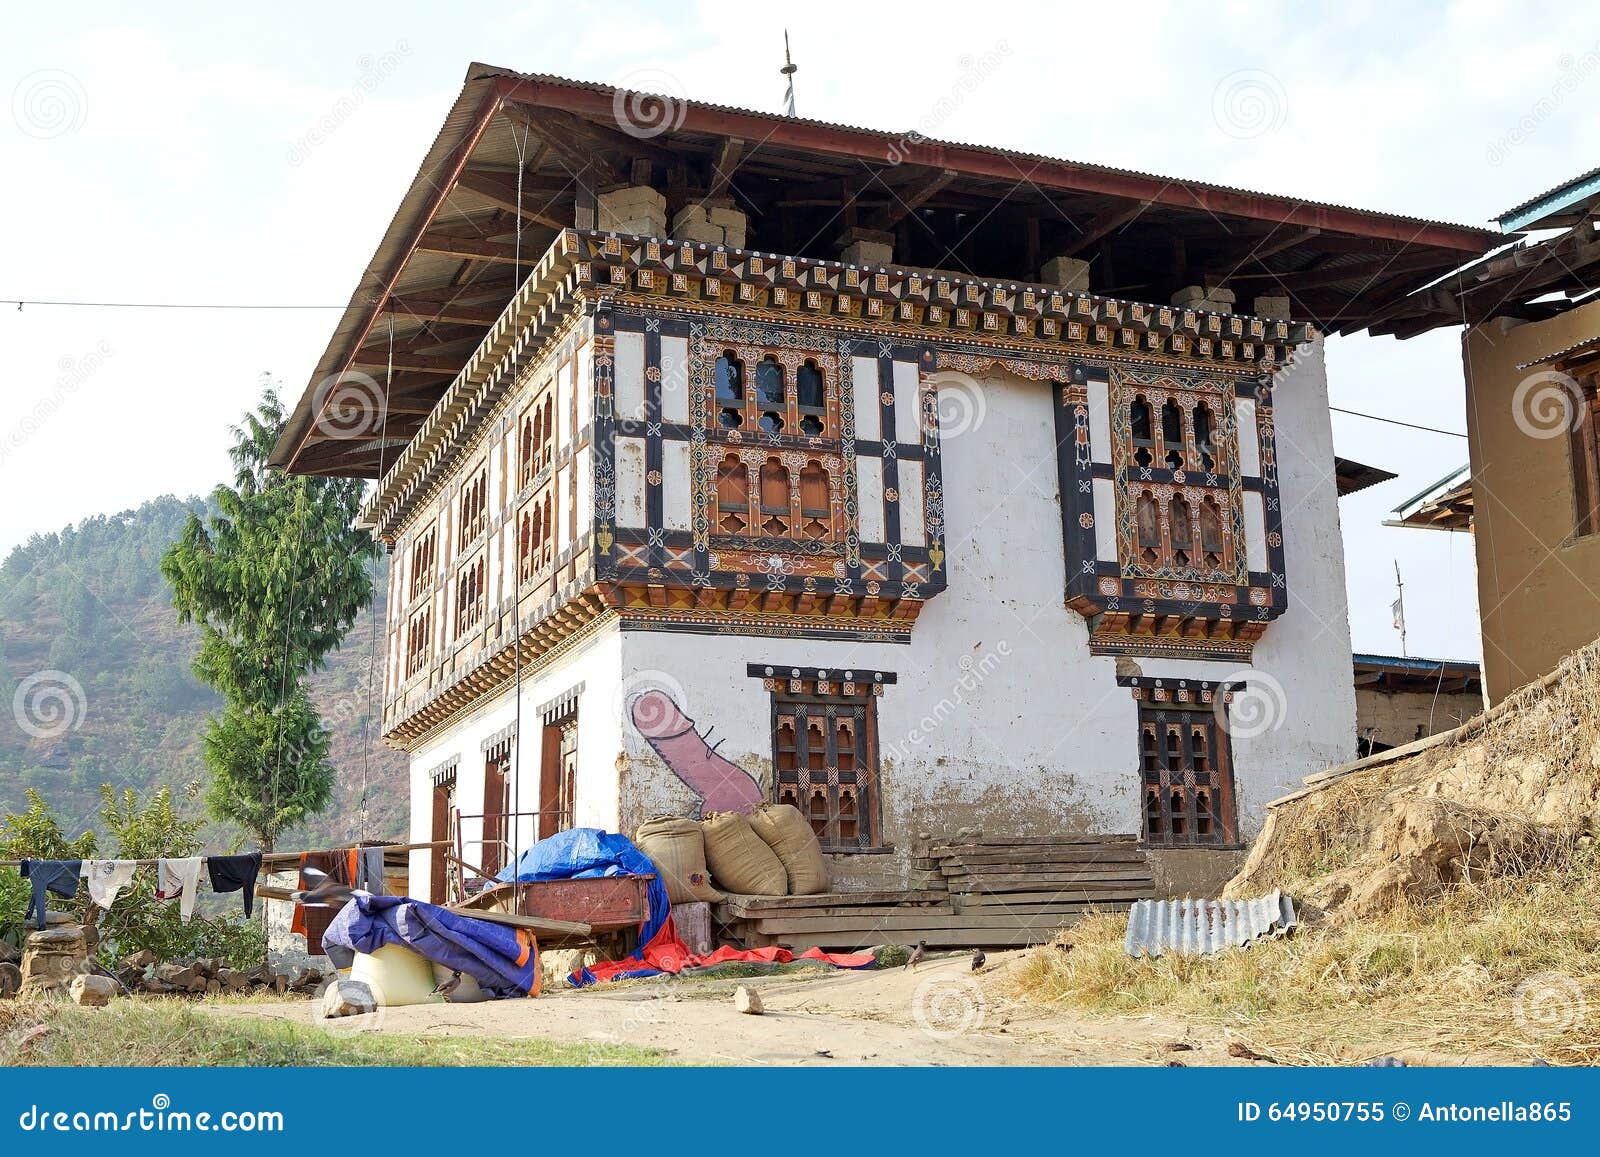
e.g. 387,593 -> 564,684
19,860 -> 82,930
356,846 -> 386,896
291,850 -> 354,955
156,857 -> 203,921
83,859 -> 138,910
207,852 -> 262,917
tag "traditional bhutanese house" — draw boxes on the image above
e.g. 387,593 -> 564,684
272,65 -> 1496,920
1372,167 -> 1600,704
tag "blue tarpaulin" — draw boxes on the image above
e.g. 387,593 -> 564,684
322,895 -> 540,999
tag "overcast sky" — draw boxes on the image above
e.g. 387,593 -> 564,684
2,1 -> 1594,661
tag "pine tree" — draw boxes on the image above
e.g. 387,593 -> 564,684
161,383 -> 373,849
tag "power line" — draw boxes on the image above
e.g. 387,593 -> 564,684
4,298 -> 344,311
1330,406 -> 1467,438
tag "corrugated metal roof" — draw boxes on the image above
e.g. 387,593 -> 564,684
1124,891 -> 1296,957
1498,165 -> 1600,230
509,68 -> 1493,238
1516,333 -> 1600,371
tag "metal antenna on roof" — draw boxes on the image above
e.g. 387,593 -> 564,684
781,30 -> 798,117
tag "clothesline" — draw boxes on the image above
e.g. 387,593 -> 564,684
0,840 -> 448,870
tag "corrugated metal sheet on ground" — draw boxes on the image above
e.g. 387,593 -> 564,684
1124,891 -> 1296,957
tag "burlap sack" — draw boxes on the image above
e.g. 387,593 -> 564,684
635,815 -> 724,904
748,803 -> 831,895
700,811 -> 787,896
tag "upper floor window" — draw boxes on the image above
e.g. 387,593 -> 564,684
405,605 -> 432,678
712,350 -> 838,441
455,554 -> 486,637
458,468 -> 488,552
517,491 -> 555,583
1115,374 -> 1244,582
408,526 -> 435,601
715,451 -> 840,545
519,393 -> 556,489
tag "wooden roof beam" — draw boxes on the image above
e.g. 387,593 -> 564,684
866,167 -> 958,229
453,166 -> 568,229
1057,200 -> 1150,258
382,298 -> 506,327
415,229 -> 526,265
708,136 -> 745,200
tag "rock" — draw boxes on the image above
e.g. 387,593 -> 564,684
120,949 -> 156,972
20,925 -> 87,995
291,967 -> 322,991
140,978 -> 175,995
733,985 -> 763,1015
155,963 -> 197,988
217,968 -> 249,992
69,974 -> 118,1007
321,979 -> 377,1018
0,962 -> 22,999
0,940 -> 20,966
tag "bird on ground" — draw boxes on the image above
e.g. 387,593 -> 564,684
971,948 -> 986,972
904,940 -> 926,971
433,970 -> 463,998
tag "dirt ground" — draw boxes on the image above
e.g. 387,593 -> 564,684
207,949 -> 1277,1066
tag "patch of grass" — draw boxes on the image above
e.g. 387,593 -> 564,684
1008,865 -> 1600,1065
0,999 -> 669,1067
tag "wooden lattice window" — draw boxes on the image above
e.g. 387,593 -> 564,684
1138,701 -> 1237,847
404,605 -> 432,678
458,467 -> 488,551
1113,372 -> 1244,582
454,554 -> 486,637
517,491 -> 555,583
408,526 -> 435,601
770,686 -> 880,851
704,341 -> 848,552
1569,371 -> 1600,538
519,392 -> 556,489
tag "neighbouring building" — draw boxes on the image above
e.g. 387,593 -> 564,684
272,65 -> 1496,897
1377,168 -> 1600,703
1352,653 -> 1482,756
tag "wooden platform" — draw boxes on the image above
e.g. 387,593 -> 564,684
715,837 -> 1156,951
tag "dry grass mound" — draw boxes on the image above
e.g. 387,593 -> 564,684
1229,639 -> 1600,920
1009,854 -> 1600,1064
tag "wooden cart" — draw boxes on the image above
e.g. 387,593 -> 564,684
453,875 -> 653,955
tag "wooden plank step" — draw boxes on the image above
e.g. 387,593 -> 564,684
768,924 -> 1079,952
717,889 -> 948,911
751,911 -> 1080,934
940,876 -> 1158,896
930,835 -> 1137,851
941,865 -> 1153,881
722,902 -> 958,921
954,885 -> 1154,902
937,848 -> 1149,867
